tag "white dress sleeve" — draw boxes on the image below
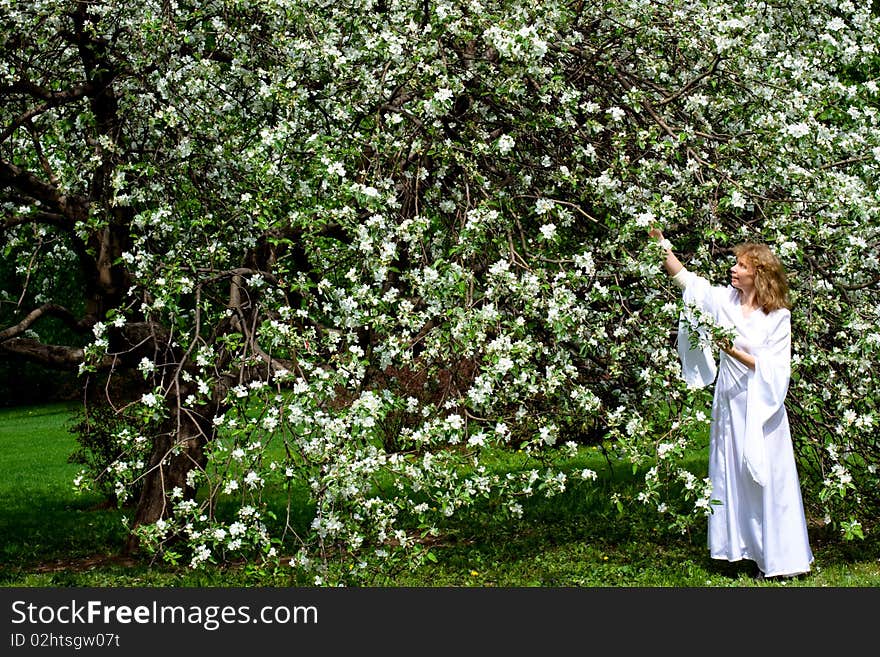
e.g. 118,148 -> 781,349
672,268 -> 718,389
742,309 -> 792,487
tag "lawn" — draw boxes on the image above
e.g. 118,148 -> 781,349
1,403 -> 878,587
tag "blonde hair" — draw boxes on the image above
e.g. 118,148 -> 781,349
732,243 -> 791,312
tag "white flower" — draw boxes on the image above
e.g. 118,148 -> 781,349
433,87 -> 454,104
141,392 -> 159,407
535,198 -> 555,215
730,190 -> 746,209
327,161 -> 346,177
635,210 -> 655,227
847,235 -> 867,248
785,122 -> 810,138
496,356 -> 514,374
607,106 -> 626,121
467,432 -> 487,447
190,544 -> 211,567
778,241 -> 798,257
497,134 -> 515,154
539,223 -> 557,240
657,442 -> 675,458
539,425 -> 556,446
574,251 -> 595,275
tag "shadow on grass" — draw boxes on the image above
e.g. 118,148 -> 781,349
369,467 -> 715,586
0,493 -> 129,582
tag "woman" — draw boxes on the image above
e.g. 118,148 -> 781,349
649,228 -> 813,579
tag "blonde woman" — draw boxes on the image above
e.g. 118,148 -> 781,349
649,228 -> 813,579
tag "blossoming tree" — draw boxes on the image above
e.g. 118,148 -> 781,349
2,0 -> 878,578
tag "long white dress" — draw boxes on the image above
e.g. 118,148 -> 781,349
672,268 -> 813,577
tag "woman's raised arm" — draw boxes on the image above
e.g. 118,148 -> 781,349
648,228 -> 685,278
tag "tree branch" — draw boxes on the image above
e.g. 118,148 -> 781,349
0,338 -> 86,369
0,303 -> 92,342
0,81 -> 96,144
0,158 -> 84,223
656,55 -> 722,106
1,209 -> 71,232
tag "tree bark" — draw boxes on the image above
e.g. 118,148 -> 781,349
123,411 -> 211,555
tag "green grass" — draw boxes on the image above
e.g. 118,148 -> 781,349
0,404 -> 127,568
1,403 -> 879,587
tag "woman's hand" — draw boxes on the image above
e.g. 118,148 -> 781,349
718,336 -> 756,370
648,227 -> 682,277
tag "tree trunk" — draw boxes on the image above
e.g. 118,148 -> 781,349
123,413 -> 210,556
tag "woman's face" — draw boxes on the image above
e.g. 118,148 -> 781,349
730,256 -> 755,292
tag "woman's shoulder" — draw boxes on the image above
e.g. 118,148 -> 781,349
763,306 -> 791,319
761,306 -> 791,333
